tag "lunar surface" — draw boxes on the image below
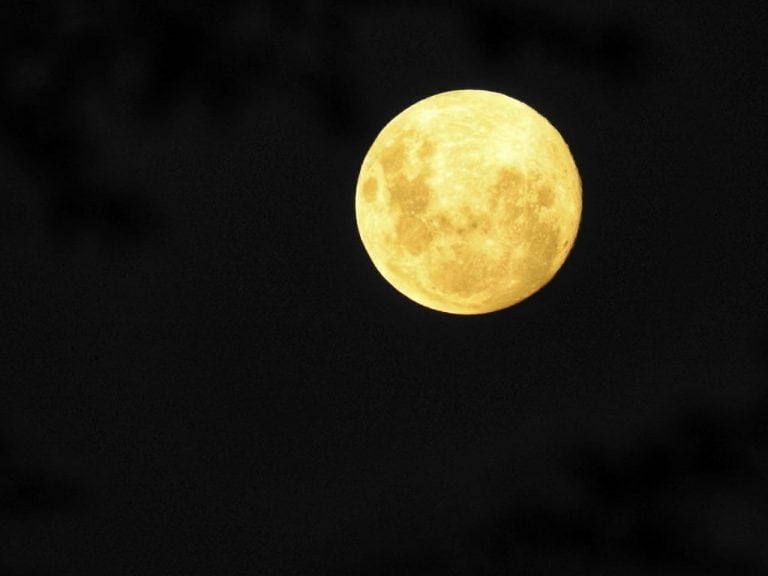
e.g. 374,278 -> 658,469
355,89 -> 582,315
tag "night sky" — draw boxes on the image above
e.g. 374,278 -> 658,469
1,1 -> 767,575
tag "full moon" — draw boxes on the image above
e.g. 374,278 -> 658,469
355,89 -> 581,315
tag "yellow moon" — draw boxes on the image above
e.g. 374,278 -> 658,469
355,89 -> 581,315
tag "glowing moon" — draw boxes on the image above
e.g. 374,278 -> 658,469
355,89 -> 581,315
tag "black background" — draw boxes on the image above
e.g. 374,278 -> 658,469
1,1 -> 767,574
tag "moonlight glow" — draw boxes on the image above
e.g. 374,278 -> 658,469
355,89 -> 582,315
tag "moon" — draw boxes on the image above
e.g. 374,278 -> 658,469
355,89 -> 581,315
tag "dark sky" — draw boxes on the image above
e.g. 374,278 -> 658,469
1,1 -> 767,575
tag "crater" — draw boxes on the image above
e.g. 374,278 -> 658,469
536,183 -> 555,207
427,242 -> 496,299
489,167 -> 524,202
523,224 -> 560,284
489,167 -> 525,226
381,131 -> 435,215
390,177 -> 431,214
396,215 -> 432,256
362,176 -> 378,202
